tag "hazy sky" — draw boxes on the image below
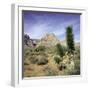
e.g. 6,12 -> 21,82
23,10 -> 80,42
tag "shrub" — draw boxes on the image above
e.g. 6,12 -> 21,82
25,51 -> 29,55
29,56 -> 38,64
74,48 -> 80,59
56,43 -> 64,57
74,59 -> 80,75
24,61 -> 30,65
54,55 -> 62,64
29,55 -> 48,64
34,48 -> 39,52
36,55 -> 48,65
37,59 -> 48,65
30,58 -> 38,64
24,50 -> 30,56
60,59 -> 80,75
62,46 -> 67,53
35,45 -> 46,52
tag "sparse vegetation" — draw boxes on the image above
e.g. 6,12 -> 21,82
53,55 -> 62,64
56,43 -> 64,57
30,57 -> 38,64
35,45 -> 46,52
23,30 -> 80,77
24,59 -> 30,66
36,55 -> 48,65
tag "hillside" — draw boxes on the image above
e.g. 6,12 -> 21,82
23,33 -> 80,77
38,33 -> 60,47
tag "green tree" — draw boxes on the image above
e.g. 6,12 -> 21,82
66,26 -> 75,53
56,43 -> 64,57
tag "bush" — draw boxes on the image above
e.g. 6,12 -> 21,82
37,59 -> 48,65
62,46 -> 67,53
25,51 -> 29,55
36,55 -> 48,65
24,61 -> 30,65
35,45 -> 46,52
24,49 -> 30,56
74,59 -> 80,75
74,48 -> 80,59
56,43 -> 64,57
54,55 -> 62,64
30,58 -> 38,64
29,56 -> 48,65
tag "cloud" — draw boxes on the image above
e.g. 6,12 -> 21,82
24,12 -> 80,42
24,22 -> 50,39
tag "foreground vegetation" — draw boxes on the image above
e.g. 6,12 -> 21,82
23,26 -> 80,77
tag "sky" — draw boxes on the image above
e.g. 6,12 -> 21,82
23,10 -> 80,43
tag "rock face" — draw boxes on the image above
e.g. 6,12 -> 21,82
24,34 -> 39,47
24,34 -> 30,45
38,33 -> 60,47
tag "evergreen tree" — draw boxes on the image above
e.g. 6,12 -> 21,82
66,26 -> 75,53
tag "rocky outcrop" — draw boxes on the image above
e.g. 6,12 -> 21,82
38,33 -> 60,47
24,34 -> 39,47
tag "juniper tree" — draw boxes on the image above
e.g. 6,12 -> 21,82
66,26 -> 75,53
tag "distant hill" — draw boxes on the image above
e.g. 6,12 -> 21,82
24,33 -> 80,49
38,33 -> 60,47
24,34 -> 39,47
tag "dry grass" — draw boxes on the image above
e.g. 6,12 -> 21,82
23,45 -> 80,77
